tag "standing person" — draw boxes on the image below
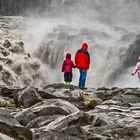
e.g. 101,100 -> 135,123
75,42 -> 90,89
62,53 -> 76,85
132,56 -> 140,87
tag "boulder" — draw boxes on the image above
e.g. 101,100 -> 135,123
27,115 -> 63,128
43,83 -> 78,91
60,125 -> 96,140
40,111 -> 89,131
34,111 -> 93,140
0,133 -> 14,140
0,109 -> 32,140
0,86 -> 21,97
86,111 -> 137,139
15,86 -> 42,108
3,40 -> 11,48
10,41 -> 24,54
102,126 -> 138,139
95,88 -> 123,101
15,99 -> 79,126
33,130 -> 82,140
39,84 -> 87,102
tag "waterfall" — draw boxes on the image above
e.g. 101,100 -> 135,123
1,0 -> 140,87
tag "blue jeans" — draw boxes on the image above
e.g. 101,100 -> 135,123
79,69 -> 87,88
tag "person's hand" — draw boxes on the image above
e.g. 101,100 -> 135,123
132,73 -> 134,75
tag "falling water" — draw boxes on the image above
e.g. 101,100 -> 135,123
0,0 -> 140,88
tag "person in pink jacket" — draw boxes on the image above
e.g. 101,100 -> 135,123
132,56 -> 140,87
62,53 -> 76,85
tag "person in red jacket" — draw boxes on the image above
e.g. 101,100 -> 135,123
75,43 -> 90,88
62,53 -> 76,85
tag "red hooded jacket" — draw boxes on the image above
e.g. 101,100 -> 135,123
62,53 -> 76,73
75,43 -> 90,70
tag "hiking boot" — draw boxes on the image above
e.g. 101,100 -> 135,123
79,87 -> 87,90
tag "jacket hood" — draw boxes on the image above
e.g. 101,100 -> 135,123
81,43 -> 88,50
66,53 -> 71,60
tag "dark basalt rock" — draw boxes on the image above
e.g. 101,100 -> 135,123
15,86 -> 42,108
15,99 -> 79,126
0,109 -> 32,140
0,84 -> 140,140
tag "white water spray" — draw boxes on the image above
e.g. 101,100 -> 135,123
2,0 -> 140,88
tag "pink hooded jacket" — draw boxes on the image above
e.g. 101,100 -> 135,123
62,53 -> 76,73
132,56 -> 140,78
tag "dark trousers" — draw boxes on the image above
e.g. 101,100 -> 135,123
64,72 -> 72,82
79,69 -> 87,88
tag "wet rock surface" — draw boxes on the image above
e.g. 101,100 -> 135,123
0,109 -> 32,140
0,84 -> 139,140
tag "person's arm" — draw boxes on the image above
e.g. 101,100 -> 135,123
86,54 -> 90,66
71,61 -> 76,68
132,63 -> 139,75
87,51 -> 90,65
88,56 -> 90,65
88,52 -> 90,65
74,53 -> 78,66
61,61 -> 65,72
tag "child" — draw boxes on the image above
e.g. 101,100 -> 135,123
62,53 -> 76,85
132,56 -> 140,87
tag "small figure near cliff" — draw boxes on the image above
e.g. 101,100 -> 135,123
75,43 -> 90,89
62,53 -> 76,85
132,56 -> 140,87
